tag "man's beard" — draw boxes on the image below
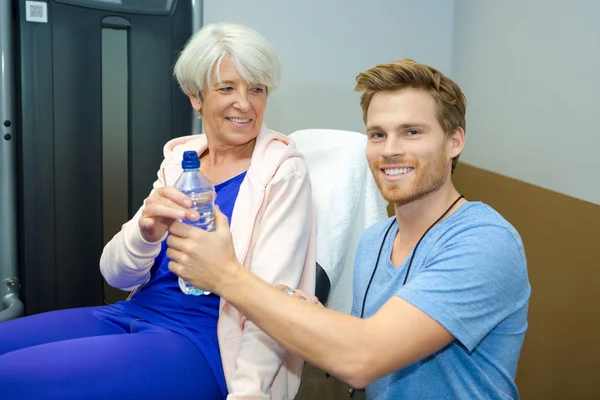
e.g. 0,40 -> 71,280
371,149 -> 450,206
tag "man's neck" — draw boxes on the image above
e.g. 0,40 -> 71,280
393,182 -> 464,246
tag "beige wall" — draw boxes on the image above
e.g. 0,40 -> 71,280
453,162 -> 600,399
451,3 -> 600,394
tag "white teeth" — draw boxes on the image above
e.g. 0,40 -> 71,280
228,118 -> 250,123
383,167 -> 413,176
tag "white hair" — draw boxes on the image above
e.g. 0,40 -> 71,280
174,22 -> 281,98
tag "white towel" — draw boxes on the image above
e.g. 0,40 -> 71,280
289,129 -> 389,313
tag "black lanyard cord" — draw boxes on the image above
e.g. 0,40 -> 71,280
359,194 -> 464,319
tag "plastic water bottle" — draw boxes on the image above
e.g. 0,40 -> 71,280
173,150 -> 215,296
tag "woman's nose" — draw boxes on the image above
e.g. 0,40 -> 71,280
233,91 -> 251,112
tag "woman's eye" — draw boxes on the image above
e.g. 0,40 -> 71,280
250,87 -> 264,94
218,87 -> 234,93
406,130 -> 420,136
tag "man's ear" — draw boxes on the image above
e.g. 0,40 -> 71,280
449,127 -> 465,159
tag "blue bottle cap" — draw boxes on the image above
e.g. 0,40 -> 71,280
182,151 -> 200,169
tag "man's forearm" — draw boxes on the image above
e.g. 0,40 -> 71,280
220,262 -> 371,386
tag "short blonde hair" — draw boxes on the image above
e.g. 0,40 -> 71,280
174,22 -> 281,98
355,59 -> 466,172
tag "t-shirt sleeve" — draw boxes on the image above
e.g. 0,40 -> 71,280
396,224 -> 529,352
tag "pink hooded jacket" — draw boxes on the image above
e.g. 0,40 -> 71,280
100,126 -> 316,399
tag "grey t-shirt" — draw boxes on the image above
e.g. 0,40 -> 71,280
351,202 -> 530,399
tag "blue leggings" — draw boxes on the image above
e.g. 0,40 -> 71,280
0,306 -> 223,400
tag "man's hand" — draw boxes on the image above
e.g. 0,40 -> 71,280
166,205 -> 241,294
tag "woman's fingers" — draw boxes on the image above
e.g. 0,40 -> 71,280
154,186 -> 192,208
291,289 -> 321,306
274,284 -> 301,298
139,198 -> 188,243
275,284 -> 321,305
137,186 -> 202,243
143,190 -> 199,222
142,203 -> 186,221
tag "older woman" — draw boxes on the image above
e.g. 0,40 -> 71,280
0,22 -> 315,400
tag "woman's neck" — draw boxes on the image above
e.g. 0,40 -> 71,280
199,139 -> 255,185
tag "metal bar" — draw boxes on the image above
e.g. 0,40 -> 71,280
101,25 -> 130,245
190,0 -> 203,135
0,0 -> 25,321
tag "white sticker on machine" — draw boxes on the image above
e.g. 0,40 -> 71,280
25,1 -> 48,23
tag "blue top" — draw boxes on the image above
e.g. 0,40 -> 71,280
114,171 -> 247,399
351,202 -> 530,400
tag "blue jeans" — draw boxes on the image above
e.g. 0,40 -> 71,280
0,305 -> 223,399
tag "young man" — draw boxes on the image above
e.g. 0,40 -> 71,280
166,59 -> 531,399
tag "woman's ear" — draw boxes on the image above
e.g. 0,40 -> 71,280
189,94 -> 202,114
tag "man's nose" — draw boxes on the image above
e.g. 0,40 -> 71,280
381,136 -> 405,160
